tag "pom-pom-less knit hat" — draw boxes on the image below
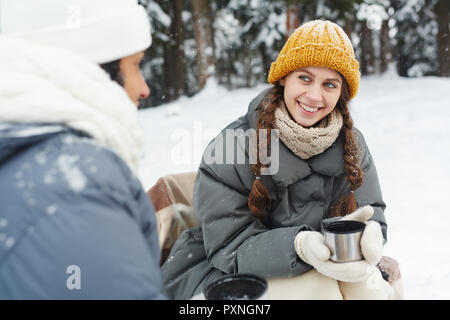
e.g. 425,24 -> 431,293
0,0 -> 151,64
268,20 -> 360,99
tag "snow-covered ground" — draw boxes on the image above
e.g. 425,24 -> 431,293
138,74 -> 450,300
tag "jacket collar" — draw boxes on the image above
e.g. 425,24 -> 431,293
0,123 -> 68,164
246,89 -> 345,187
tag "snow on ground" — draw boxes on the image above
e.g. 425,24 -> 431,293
138,75 -> 450,299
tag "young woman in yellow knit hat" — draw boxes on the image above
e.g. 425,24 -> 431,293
161,20 -> 401,300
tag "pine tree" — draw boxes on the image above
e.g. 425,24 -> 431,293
139,0 -> 172,107
391,0 -> 439,77
214,0 -> 286,89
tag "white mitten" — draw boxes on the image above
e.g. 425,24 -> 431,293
340,205 -> 374,222
341,205 -> 384,265
360,220 -> 383,265
294,231 -> 378,283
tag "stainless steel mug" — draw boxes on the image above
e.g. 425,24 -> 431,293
323,220 -> 365,263
203,273 -> 268,300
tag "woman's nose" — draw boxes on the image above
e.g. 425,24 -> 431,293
305,84 -> 322,103
140,81 -> 150,99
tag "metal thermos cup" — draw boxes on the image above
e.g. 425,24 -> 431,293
323,220 -> 365,263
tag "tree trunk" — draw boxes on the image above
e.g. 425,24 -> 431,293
343,19 -> 353,43
360,22 -> 375,75
436,0 -> 450,77
287,4 -> 299,38
391,0 -> 409,77
379,19 -> 391,74
160,0 -> 178,102
191,0 -> 215,89
163,42 -> 176,102
172,0 -> 185,98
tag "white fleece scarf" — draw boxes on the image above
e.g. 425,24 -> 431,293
0,37 -> 143,175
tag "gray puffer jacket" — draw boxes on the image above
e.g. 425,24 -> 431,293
0,123 -> 166,299
161,89 -> 387,299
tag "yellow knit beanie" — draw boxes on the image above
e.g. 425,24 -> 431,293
267,20 -> 360,99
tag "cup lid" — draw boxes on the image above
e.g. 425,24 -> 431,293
323,220 -> 365,234
203,273 -> 267,300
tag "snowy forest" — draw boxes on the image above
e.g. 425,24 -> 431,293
137,0 -> 449,108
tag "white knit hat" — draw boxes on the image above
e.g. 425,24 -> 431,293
0,0 -> 152,64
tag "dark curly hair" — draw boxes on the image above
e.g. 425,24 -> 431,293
99,60 -> 124,87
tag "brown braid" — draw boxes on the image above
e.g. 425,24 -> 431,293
247,85 -> 283,219
328,78 -> 364,217
248,78 -> 363,220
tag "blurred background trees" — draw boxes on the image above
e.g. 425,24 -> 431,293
138,0 -> 449,108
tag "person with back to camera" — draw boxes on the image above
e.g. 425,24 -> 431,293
161,20 -> 402,300
0,0 -> 166,299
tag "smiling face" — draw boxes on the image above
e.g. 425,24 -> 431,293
279,66 -> 343,128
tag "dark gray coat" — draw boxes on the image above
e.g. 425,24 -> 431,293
161,89 -> 387,299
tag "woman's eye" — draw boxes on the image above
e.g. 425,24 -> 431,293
325,82 -> 336,88
299,75 -> 310,82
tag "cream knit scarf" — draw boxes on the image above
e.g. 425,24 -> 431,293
274,102 -> 343,159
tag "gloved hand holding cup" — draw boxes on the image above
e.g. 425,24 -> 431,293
294,205 -> 384,282
329,205 -> 384,266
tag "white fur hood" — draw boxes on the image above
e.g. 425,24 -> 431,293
0,37 -> 143,174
